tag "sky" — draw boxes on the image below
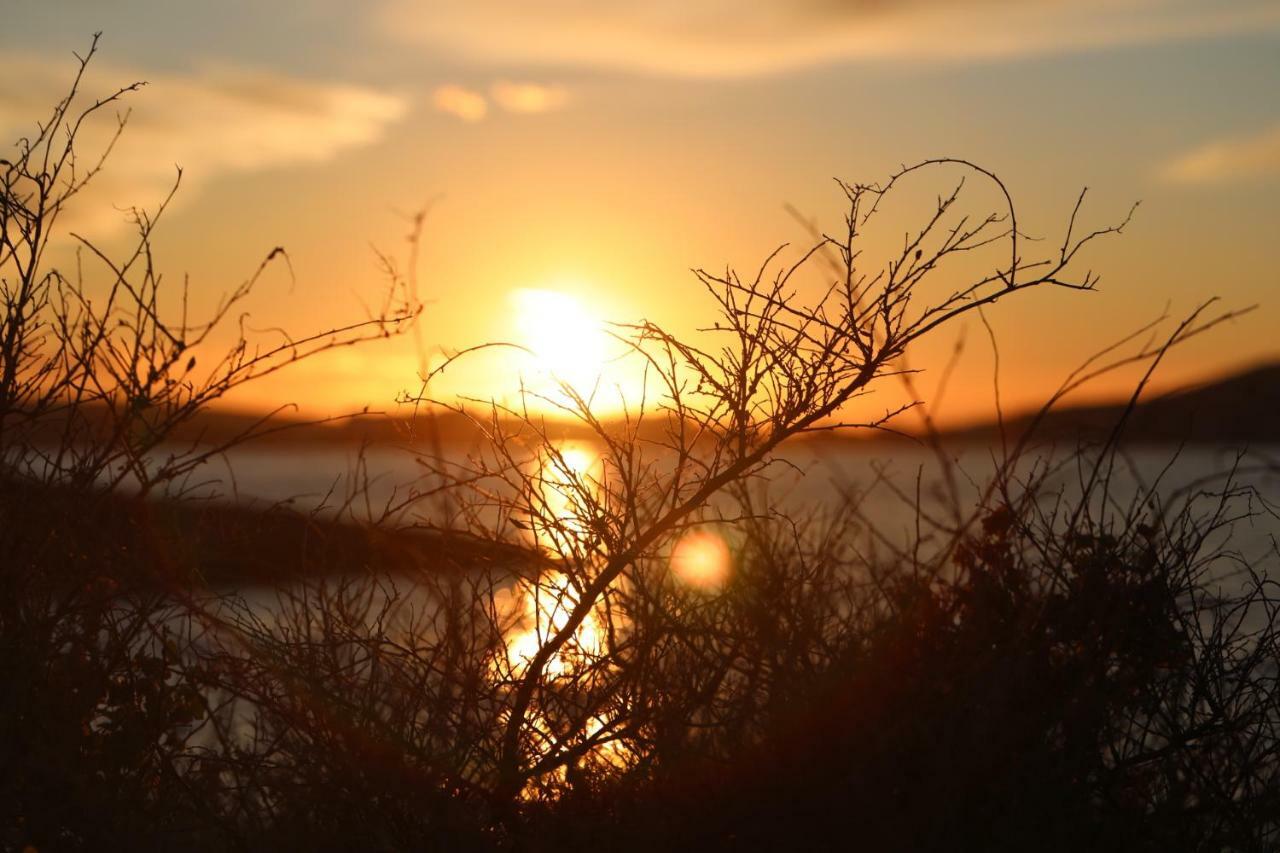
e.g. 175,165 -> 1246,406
3,0 -> 1279,426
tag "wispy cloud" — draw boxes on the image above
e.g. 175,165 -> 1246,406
432,84 -> 488,122
0,55 -> 407,236
1160,123 -> 1280,186
490,81 -> 569,114
431,81 -> 570,121
380,0 -> 1280,78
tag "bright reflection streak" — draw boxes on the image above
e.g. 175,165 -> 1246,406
499,569 -> 605,679
520,710 -> 634,800
498,570 -> 634,798
529,441 -> 601,555
496,438 -> 638,795
503,442 -> 607,673
671,529 -> 732,590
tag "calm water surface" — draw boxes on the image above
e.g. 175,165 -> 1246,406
167,439 -> 1280,583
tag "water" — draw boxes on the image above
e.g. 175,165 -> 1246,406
164,438 -> 1280,584
157,438 -> 1280,771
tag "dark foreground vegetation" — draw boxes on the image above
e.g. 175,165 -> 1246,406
3,40 -> 1278,851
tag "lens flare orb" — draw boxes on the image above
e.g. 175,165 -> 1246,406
670,529 -> 731,590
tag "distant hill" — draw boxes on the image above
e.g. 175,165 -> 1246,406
18,401 -> 606,450
929,362 -> 1280,448
209,361 -> 1280,449
27,362 -> 1277,452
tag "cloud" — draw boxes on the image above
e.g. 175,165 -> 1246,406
380,0 -> 1280,78
490,81 -> 570,114
1159,123 -> 1280,186
432,84 -> 488,122
431,81 -> 569,121
0,54 -> 408,236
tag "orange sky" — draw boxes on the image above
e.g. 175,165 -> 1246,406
5,1 -> 1279,427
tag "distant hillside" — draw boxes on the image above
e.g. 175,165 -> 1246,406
18,402 -> 604,449
932,362 -> 1280,448
27,363 -> 1277,452
215,361 -> 1280,449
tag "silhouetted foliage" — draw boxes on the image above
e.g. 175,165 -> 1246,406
0,38 -> 418,851
2,39 -> 1276,853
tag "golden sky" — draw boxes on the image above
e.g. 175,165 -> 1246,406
3,0 -> 1279,426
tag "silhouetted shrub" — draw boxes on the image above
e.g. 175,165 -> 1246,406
2,38 -> 1275,853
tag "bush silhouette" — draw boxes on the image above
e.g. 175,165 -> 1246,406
2,39 -> 1276,852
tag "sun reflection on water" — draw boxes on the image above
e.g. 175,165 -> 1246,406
527,441 -> 601,556
498,569 -> 606,679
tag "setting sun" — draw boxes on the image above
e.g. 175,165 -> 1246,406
511,288 -> 608,402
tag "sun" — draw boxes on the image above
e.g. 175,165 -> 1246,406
510,287 -> 609,402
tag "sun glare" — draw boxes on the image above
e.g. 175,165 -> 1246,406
511,288 -> 609,402
670,529 -> 732,590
